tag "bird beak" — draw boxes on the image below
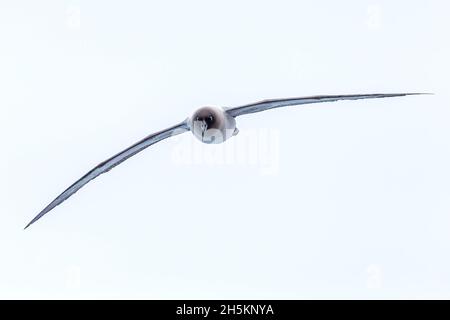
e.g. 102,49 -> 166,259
200,120 -> 207,141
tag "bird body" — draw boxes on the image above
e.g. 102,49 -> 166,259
25,92 -> 427,229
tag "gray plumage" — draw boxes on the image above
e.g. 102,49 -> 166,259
25,92 -> 425,229
24,121 -> 189,229
224,93 -> 423,117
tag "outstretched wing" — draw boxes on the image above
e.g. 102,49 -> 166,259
225,93 -> 425,118
25,119 -> 190,229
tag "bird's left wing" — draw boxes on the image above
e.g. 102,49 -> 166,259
25,119 -> 190,229
224,93 -> 426,118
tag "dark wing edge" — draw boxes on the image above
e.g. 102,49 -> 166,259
224,93 -> 430,118
24,119 -> 190,229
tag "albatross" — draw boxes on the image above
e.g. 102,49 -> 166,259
25,93 -> 426,229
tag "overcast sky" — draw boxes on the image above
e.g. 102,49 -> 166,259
1,0 -> 450,299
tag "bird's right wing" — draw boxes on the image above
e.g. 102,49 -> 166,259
224,93 -> 426,118
25,119 -> 190,229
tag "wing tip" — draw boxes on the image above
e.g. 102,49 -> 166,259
24,217 -> 36,230
402,92 -> 433,96
24,208 -> 49,230
357,92 -> 432,97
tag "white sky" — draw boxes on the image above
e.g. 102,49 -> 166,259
1,0 -> 450,299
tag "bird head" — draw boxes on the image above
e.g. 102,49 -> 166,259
190,106 -> 224,144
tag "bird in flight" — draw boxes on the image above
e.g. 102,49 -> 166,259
25,93 -> 425,229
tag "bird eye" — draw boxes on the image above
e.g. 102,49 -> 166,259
208,115 -> 214,122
